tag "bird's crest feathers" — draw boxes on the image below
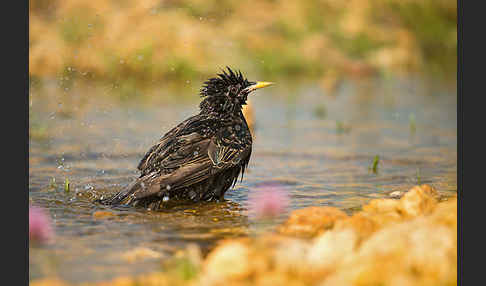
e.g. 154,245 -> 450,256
200,67 -> 251,98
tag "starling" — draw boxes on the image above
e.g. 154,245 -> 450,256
98,67 -> 273,209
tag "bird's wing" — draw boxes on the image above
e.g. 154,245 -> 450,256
137,114 -> 210,175
207,132 -> 251,170
129,123 -> 252,201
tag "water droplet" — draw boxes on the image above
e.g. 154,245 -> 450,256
166,185 -> 171,191
194,151 -> 199,156
163,195 -> 169,202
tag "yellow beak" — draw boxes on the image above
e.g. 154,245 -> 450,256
245,81 -> 274,93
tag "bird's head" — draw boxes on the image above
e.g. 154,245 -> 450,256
199,67 -> 273,115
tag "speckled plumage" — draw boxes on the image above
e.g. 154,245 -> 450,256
98,68 -> 260,210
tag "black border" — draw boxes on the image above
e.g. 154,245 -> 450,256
457,0 -> 462,284
460,0 -> 486,285
22,1 -> 465,285
7,0 -> 29,285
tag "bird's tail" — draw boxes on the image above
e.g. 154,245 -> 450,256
95,179 -> 141,206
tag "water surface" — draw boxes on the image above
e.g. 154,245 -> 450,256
29,77 -> 457,283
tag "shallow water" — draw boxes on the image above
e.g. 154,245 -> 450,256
29,76 -> 457,283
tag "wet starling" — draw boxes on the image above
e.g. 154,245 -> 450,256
98,67 -> 273,209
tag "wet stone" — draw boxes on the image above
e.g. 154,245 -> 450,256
121,247 -> 163,263
278,206 -> 348,238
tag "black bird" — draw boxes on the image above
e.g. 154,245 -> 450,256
98,67 -> 273,210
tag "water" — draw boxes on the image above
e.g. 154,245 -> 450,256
29,76 -> 457,283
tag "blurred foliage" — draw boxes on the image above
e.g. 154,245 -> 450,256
29,0 -> 456,92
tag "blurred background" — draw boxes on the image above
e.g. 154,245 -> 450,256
29,0 -> 457,284
30,0 -> 456,94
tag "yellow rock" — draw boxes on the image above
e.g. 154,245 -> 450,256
429,196 -> 457,229
255,271 -> 306,286
397,184 -> 438,217
362,198 -> 401,215
362,184 -> 439,219
63,187 -> 457,286
278,206 -> 348,238
121,247 -> 163,263
203,240 -> 252,282
272,238 -> 310,276
333,213 -> 379,245
321,198 -> 457,286
307,229 -> 357,274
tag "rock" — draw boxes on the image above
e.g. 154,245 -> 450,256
397,184 -> 438,217
321,199 -> 457,286
333,213 -> 379,244
272,238 -> 310,275
59,190 -> 456,286
360,198 -> 403,227
278,207 -> 348,238
121,247 -> 163,263
362,198 -> 401,215
255,272 -> 306,286
429,196 -> 457,229
363,184 -> 439,220
92,211 -> 116,219
307,229 -> 357,275
389,190 -> 403,199
203,240 -> 252,282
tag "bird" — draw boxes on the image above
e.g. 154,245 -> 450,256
97,67 -> 273,210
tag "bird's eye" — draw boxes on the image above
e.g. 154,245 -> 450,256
230,86 -> 238,94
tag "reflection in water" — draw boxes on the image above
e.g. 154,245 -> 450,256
29,77 -> 457,283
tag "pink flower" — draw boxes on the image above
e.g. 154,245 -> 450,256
248,184 -> 290,219
29,205 -> 54,244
